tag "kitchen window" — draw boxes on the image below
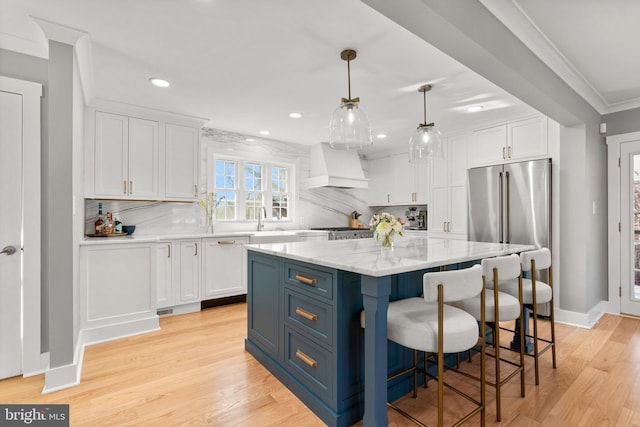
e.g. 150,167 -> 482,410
211,155 -> 293,222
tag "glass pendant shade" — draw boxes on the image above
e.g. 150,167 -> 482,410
329,49 -> 372,150
408,125 -> 443,163
329,101 -> 372,150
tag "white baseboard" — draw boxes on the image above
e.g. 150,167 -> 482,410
43,315 -> 159,393
555,300 -> 609,329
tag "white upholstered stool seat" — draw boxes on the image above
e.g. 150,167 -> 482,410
360,264 -> 486,427
451,290 -> 520,323
497,278 -> 552,305
449,254 -> 526,422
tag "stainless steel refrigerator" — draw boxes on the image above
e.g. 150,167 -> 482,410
467,158 -> 551,249
468,158 -> 552,319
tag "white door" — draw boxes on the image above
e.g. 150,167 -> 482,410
165,123 -> 198,200
620,140 -> 640,316
0,89 -> 23,378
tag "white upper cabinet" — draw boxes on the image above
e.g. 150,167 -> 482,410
429,134 -> 468,239
367,153 -> 429,206
165,123 -> 199,201
94,112 -> 159,199
85,102 -> 205,201
469,116 -> 548,167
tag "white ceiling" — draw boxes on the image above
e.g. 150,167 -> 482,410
2,0 -> 638,155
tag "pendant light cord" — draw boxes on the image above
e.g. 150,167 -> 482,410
347,58 -> 351,101
423,89 -> 427,125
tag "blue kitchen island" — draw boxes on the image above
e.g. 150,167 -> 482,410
244,236 -> 533,427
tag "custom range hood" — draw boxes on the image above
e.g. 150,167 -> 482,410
307,142 -> 368,189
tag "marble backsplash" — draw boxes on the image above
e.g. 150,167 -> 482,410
85,128 -> 375,235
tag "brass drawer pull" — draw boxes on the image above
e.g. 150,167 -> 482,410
130,180 -> 133,194
217,240 -> 236,245
295,307 -> 318,321
295,273 -> 318,285
123,180 -> 127,194
295,349 -> 318,367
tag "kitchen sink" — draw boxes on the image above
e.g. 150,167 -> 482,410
249,231 -> 300,244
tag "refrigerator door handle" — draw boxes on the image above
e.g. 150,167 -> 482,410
505,171 -> 510,243
498,171 -> 504,243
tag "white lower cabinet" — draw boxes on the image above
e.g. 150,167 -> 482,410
202,237 -> 250,299
79,243 -> 158,342
176,239 -> 201,303
156,242 -> 173,309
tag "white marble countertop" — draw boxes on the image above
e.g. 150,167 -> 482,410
246,236 -> 534,277
80,229 -> 329,245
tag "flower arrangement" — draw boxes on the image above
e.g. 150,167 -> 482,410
369,212 -> 404,247
199,192 -> 224,232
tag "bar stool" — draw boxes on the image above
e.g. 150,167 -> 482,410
362,264 -> 486,427
500,248 -> 556,385
450,254 -> 525,421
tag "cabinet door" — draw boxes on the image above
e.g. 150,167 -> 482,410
247,252 -> 280,359
414,161 -> 430,204
368,156 -> 392,205
508,116 -> 548,160
448,134 -> 468,237
156,242 -> 173,309
391,154 -> 415,204
430,186 -> 448,235
177,240 -> 200,303
202,237 -> 249,299
165,123 -> 199,200
470,125 -> 507,167
128,117 -> 159,199
94,112 -> 128,196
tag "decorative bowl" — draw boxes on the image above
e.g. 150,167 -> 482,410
122,225 -> 136,235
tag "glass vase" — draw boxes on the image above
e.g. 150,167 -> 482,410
206,209 -> 216,233
381,232 -> 394,248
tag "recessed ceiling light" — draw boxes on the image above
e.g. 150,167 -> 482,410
376,134 -> 387,139
149,78 -> 170,88
288,112 -> 303,119
245,138 -> 255,142
259,130 -> 270,135
467,106 -> 483,112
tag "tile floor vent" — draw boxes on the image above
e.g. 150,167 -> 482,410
157,308 -> 173,316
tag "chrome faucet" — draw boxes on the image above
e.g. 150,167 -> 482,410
257,206 -> 267,231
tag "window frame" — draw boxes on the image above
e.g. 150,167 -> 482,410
207,149 -> 296,223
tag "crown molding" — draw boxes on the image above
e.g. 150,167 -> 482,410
479,0 -> 611,115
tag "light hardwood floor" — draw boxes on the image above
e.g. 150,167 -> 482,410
1,303 -> 640,426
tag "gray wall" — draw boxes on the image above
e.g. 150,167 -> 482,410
603,107 -> 640,136
47,41 -> 75,367
363,0 -> 609,315
0,48 -> 50,352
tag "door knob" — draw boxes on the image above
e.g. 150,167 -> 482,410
1,246 -> 17,256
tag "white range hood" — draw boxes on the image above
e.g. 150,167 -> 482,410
307,143 -> 368,189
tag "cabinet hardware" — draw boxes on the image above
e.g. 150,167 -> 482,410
295,307 -> 319,321
123,180 -> 127,194
194,185 -> 198,197
387,194 -> 390,203
295,273 -> 318,285
217,240 -> 236,245
167,244 -> 171,258
130,180 -> 133,194
295,349 -> 318,367
447,222 -> 451,232
502,146 -> 506,159
443,222 -> 447,232
508,146 -> 511,158
194,242 -> 198,256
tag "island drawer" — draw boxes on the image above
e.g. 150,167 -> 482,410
284,288 -> 333,348
284,261 -> 334,301
284,325 -> 334,404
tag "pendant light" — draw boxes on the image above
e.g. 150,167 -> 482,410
408,84 -> 443,163
329,49 -> 372,150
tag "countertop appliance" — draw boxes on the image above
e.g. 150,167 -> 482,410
405,207 -> 427,230
310,227 -> 373,240
468,158 -> 551,316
